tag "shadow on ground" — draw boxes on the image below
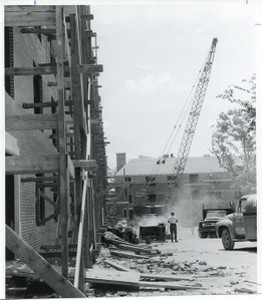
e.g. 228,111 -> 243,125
219,247 -> 257,253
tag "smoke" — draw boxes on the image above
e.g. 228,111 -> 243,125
135,214 -> 166,227
160,183 -> 233,227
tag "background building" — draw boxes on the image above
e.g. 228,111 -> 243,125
109,154 -> 240,226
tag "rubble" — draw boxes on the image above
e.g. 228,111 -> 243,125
234,287 -> 256,294
5,233 -> 257,298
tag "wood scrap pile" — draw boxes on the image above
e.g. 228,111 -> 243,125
103,231 -> 161,258
66,261 -> 204,292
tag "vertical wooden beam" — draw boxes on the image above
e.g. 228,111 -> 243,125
70,12 -> 85,291
74,173 -> 87,288
84,190 -> 91,268
56,6 -> 69,279
70,14 -> 81,159
90,180 -> 97,247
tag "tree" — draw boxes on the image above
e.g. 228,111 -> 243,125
212,74 -> 256,195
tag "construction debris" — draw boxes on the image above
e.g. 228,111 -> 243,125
110,250 -> 149,260
70,268 -> 202,291
104,259 -> 193,281
234,287 -> 256,294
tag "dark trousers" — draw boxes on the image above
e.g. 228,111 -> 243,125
170,224 -> 177,242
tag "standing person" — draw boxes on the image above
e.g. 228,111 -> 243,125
168,212 -> 178,242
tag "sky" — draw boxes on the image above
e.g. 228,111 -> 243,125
90,1 -> 257,170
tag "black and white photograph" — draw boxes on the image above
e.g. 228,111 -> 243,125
1,1 -> 261,299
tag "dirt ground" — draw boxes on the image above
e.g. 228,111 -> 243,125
94,226 -> 258,297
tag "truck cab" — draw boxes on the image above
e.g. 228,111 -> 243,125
215,194 -> 257,250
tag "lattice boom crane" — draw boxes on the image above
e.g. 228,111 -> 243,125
173,38 -> 218,182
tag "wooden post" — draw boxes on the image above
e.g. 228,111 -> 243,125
74,172 -> 87,288
70,12 -> 85,291
56,6 -> 69,279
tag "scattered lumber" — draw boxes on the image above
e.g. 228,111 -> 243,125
6,225 -> 85,298
103,231 -> 152,249
103,259 -> 192,281
117,243 -> 160,255
139,281 -> 203,290
83,269 -> 140,288
140,273 -> 192,282
68,268 -> 202,291
104,259 -> 131,272
110,250 -> 149,260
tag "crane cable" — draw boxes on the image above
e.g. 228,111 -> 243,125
158,49 -> 210,163
137,46 -> 212,198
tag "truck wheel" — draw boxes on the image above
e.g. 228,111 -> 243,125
221,228 -> 235,250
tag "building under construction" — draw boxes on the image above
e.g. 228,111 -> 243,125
5,5 -> 107,297
111,154 -> 240,226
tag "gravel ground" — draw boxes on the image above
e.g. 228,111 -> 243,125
94,226 -> 258,297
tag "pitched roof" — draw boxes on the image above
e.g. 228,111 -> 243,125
116,156 -> 226,176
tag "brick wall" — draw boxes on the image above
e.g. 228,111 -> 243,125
5,27 -> 60,251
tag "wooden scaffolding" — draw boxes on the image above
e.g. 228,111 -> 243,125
5,5 -> 108,296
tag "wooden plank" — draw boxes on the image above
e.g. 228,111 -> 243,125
103,260 -> 193,281
6,64 -> 102,76
140,273 -> 192,282
82,269 -> 140,287
5,6 -> 56,27
56,6 -> 69,279
5,5 -> 55,12
73,159 -> 97,170
67,155 -> 75,179
69,15 -> 85,289
110,250 -> 149,259
21,176 -> 58,183
85,30 -> 96,37
6,114 -> 58,131
5,66 -> 57,76
69,13 -> 82,161
6,225 -> 85,298
23,102 -> 58,109
80,14 -> 94,21
47,79 -> 71,87
6,155 -> 59,175
74,172 -> 88,288
116,243 -> 159,255
5,132 -> 20,156
77,64 -> 103,74
43,213 -> 57,223
139,281 -> 202,290
39,191 -> 59,209
104,259 -> 131,272
20,27 -> 56,35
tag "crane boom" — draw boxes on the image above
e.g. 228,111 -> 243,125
173,38 -> 218,182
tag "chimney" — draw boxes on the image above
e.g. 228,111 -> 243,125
116,153 -> 126,172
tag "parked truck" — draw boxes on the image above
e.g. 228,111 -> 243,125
215,194 -> 257,250
198,205 -> 233,238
